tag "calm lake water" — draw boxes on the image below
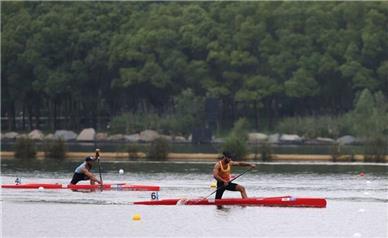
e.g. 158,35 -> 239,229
1,159 -> 387,237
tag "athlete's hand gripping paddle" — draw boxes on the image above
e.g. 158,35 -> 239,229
96,149 -> 103,191
176,166 -> 254,205
203,166 -> 253,200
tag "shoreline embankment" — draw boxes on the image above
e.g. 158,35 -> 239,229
1,151 -> 387,162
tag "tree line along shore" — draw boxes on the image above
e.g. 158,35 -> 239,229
2,2 -> 387,137
2,2 -> 387,162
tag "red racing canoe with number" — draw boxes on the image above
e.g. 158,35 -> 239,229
1,183 -> 160,191
132,196 -> 326,208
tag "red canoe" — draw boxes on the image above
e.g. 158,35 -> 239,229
1,183 -> 160,191
1,183 -> 63,189
132,196 -> 327,208
67,184 -> 160,191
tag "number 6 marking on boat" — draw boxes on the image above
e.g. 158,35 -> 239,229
151,192 -> 159,200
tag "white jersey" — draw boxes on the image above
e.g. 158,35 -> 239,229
74,162 -> 88,174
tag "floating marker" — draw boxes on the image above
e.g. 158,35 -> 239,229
132,213 -> 141,221
119,169 -> 124,175
359,172 -> 365,176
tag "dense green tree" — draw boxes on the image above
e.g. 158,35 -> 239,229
2,2 -> 387,134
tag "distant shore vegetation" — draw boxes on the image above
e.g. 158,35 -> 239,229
2,2 -> 387,160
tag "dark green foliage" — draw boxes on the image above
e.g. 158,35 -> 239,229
2,2 -> 388,134
43,139 -> 67,159
350,89 -> 388,161
109,115 -> 131,135
275,91 -> 388,140
350,89 -> 388,138
276,116 -> 352,139
171,89 -> 205,134
222,118 -> 249,160
222,136 -> 248,161
109,89 -> 204,135
229,118 -> 250,140
363,137 -> 387,163
109,113 -> 161,134
15,137 -> 36,159
147,138 -> 170,160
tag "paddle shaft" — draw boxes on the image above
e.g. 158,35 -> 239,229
96,149 -> 103,188
204,166 -> 253,199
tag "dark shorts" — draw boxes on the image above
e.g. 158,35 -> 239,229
70,173 -> 89,184
215,180 -> 238,199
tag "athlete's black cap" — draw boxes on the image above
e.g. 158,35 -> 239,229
222,151 -> 233,159
85,156 -> 96,161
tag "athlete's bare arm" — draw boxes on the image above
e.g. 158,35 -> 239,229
230,161 -> 256,168
80,168 -> 101,184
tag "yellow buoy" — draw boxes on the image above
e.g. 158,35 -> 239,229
210,181 -> 217,188
132,213 -> 141,221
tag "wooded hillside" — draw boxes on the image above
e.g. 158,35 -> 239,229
2,2 -> 387,133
